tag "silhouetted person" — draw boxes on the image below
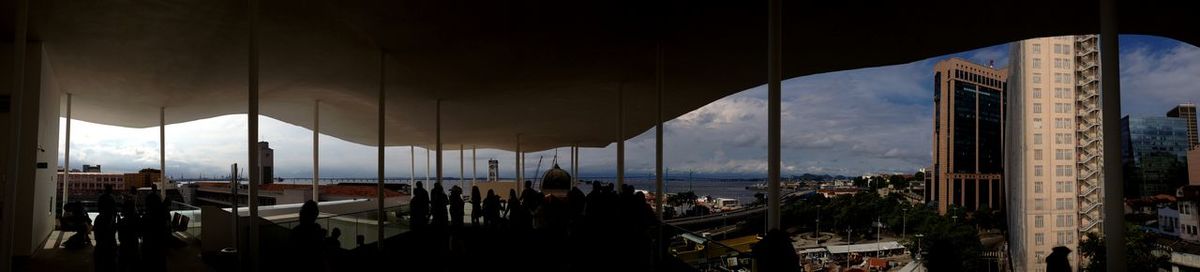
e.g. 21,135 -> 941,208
410,182 -> 430,230
564,187 -> 587,236
127,186 -> 139,204
94,193 -> 118,272
470,186 -> 483,227
449,185 -> 465,228
751,229 -> 801,272
1046,246 -> 1072,272
63,201 -> 92,249
117,200 -> 141,272
140,192 -> 168,272
430,182 -> 449,229
508,189 -> 533,230
326,227 -> 343,250
289,200 -> 328,272
505,189 -> 518,219
483,189 -> 501,228
522,180 -> 542,212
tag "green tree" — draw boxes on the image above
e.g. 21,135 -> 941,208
1078,232 -> 1105,272
913,213 -> 984,271
667,191 -> 699,215
752,192 -> 767,206
1079,224 -> 1169,271
889,175 -> 909,190
913,171 -> 925,182
852,177 -> 869,188
973,206 -> 995,230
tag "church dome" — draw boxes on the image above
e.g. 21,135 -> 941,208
541,164 -> 571,194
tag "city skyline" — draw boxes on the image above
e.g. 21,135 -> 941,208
56,35 -> 1200,179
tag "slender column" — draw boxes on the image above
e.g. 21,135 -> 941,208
766,0 -> 782,231
426,149 -> 431,185
436,99 -> 443,185
1100,0 -> 1125,270
515,135 -> 522,194
520,151 -> 526,198
617,88 -> 625,189
460,145 -> 465,189
160,107 -> 166,199
376,50 -> 386,249
313,100 -> 320,201
63,94 -> 72,211
570,146 -> 577,188
246,0 -> 261,267
410,146 -> 416,193
472,146 -> 477,187
655,41 -> 665,220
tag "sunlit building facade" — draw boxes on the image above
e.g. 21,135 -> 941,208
1008,36 -> 1088,272
929,58 -> 1007,215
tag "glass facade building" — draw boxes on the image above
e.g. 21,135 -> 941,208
1122,116 -> 1191,197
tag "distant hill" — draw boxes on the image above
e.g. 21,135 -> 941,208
789,173 -> 850,181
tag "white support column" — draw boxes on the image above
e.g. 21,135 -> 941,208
410,146 -> 416,194
578,146 -> 583,186
426,148 -> 431,185
1100,0 -> 1125,270
63,94 -> 72,211
436,99 -> 443,185
472,146 -> 477,187
160,107 -> 166,199
617,87 -> 625,189
516,135 -> 522,187
313,100 -> 320,201
570,146 -> 575,186
376,50 -> 386,249
246,0 -> 261,267
460,144 -> 465,189
766,0 -> 782,231
655,41 -> 665,220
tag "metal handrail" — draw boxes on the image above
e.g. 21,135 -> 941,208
1080,220 -> 1102,232
274,204 -> 408,225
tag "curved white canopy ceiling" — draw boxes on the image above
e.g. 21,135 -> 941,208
18,0 -> 1199,151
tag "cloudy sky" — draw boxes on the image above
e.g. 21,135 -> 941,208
58,35 -> 1199,179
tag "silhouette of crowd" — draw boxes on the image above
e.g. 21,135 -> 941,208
73,184 -> 172,272
76,165 -> 792,272
382,178 -> 660,272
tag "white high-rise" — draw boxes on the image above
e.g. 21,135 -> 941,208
1007,35 -> 1101,272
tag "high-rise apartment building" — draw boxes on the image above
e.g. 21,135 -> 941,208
929,58 -> 1007,215
1168,103 -> 1198,149
1122,116 -> 1190,198
1007,36 -> 1100,272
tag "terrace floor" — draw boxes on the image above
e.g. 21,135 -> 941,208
15,230 -> 212,272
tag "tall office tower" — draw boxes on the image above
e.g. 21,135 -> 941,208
1008,36 -> 1090,272
1074,35 -> 1104,243
930,58 -> 1007,216
1168,103 -> 1198,148
1122,116 -> 1190,198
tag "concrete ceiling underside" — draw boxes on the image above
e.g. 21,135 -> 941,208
12,0 -> 1199,151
